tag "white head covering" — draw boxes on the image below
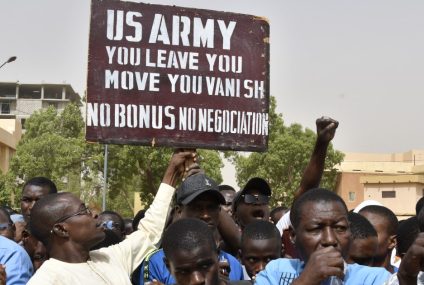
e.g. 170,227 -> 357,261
353,200 -> 383,213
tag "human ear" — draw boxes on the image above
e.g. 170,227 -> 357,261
174,205 -> 183,217
388,234 -> 397,251
51,224 -> 69,238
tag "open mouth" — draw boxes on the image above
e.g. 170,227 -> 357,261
251,209 -> 265,219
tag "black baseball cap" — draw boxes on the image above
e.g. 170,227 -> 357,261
176,173 -> 225,205
232,177 -> 272,211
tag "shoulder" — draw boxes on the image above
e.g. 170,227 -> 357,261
254,258 -> 303,285
220,251 -> 243,280
27,260 -> 58,285
221,251 -> 241,264
148,249 -> 165,263
0,236 -> 31,265
265,258 -> 302,272
345,264 -> 391,284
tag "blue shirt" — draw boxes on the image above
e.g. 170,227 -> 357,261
138,249 -> 243,284
255,258 -> 391,285
0,235 -> 33,285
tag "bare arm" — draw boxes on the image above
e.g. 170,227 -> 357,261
162,150 -> 197,187
294,117 -> 338,201
217,209 -> 241,252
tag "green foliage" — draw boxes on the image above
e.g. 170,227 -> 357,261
6,105 -> 86,204
228,96 -> 344,208
104,147 -> 223,214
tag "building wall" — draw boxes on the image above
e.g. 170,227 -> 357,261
335,172 -> 365,210
0,119 -> 22,173
337,150 -> 424,217
364,182 -> 424,216
0,145 -> 14,173
15,99 -> 43,116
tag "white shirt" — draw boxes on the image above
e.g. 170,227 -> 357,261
275,211 -> 292,235
27,183 -> 175,285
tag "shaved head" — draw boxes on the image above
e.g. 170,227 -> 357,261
29,192 -> 76,246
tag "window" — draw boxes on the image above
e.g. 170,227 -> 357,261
18,85 -> 41,99
21,119 -> 26,129
0,102 -> 10,114
0,84 -> 16,98
44,86 -> 63,99
382,191 -> 396,198
348,192 -> 356,202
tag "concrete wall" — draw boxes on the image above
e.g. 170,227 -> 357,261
0,119 -> 22,173
336,172 -> 365,210
364,182 -> 424,216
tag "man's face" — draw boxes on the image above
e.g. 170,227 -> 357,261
179,192 -> 221,230
346,236 -> 378,266
294,200 -> 351,262
32,239 -> 47,271
21,185 -> 51,222
23,233 -> 47,271
166,244 -> 221,285
56,195 -> 105,249
359,211 -> 393,266
235,189 -> 270,229
97,213 -> 123,241
0,213 -> 14,240
220,190 -> 236,216
241,237 -> 281,279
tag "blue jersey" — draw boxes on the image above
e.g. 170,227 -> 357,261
255,258 -> 391,285
137,248 -> 243,284
0,235 -> 33,285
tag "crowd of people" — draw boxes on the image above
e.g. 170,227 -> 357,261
1,117 -> 424,285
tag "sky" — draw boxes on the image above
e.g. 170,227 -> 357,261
1,1 -> 424,186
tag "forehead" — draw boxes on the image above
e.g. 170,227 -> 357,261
243,237 -> 280,252
169,244 -> 217,265
358,211 -> 390,236
98,213 -> 120,222
359,211 -> 387,226
23,185 -> 50,197
298,200 -> 347,224
221,190 -> 235,200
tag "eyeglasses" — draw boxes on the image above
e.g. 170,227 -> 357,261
241,194 -> 270,205
54,206 -> 92,224
0,223 -> 12,230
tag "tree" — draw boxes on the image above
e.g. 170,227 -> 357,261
227,97 -> 344,207
104,146 -> 224,212
5,105 -> 87,204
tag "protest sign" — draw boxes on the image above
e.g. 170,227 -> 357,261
86,0 -> 269,151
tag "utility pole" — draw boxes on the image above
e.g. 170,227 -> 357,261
102,144 -> 108,211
